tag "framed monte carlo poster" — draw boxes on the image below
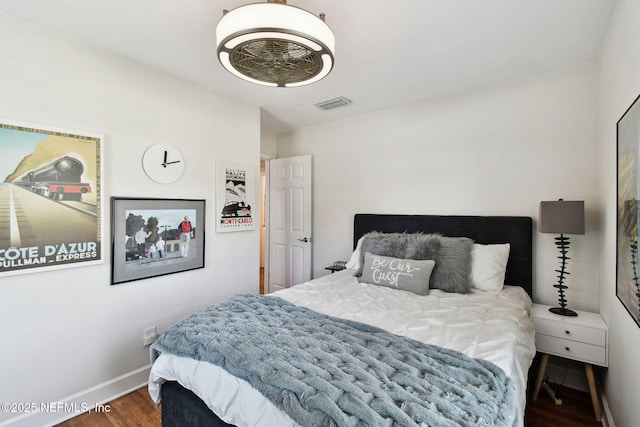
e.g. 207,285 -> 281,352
216,161 -> 257,233
0,120 -> 103,277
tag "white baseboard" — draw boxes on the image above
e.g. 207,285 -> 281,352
0,365 -> 152,427
600,388 -> 615,427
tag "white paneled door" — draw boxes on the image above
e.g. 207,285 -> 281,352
268,155 -> 312,293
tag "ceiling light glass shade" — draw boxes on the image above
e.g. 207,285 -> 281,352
216,2 -> 335,87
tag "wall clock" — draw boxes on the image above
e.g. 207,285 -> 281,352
142,144 -> 184,184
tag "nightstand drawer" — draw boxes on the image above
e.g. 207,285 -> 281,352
535,334 -> 607,365
533,317 -> 606,347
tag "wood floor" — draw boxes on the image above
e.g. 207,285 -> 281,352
55,387 -> 160,427
55,384 -> 602,427
527,385 -> 602,427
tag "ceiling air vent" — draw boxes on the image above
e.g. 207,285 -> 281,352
315,96 -> 352,111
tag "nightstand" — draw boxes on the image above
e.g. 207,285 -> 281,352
531,303 -> 608,421
325,261 -> 346,273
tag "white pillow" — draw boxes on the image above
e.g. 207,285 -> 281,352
345,236 -> 364,270
470,243 -> 510,292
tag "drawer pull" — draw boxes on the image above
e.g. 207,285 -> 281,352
565,347 -> 570,352
565,330 -> 571,335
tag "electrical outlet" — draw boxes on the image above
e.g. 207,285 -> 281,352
143,326 -> 158,346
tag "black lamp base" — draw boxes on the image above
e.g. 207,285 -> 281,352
549,306 -> 578,317
549,233 -> 577,318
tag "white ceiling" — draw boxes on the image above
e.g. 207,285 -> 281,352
0,0 -> 616,133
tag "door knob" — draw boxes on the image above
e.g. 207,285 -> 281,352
298,237 -> 309,242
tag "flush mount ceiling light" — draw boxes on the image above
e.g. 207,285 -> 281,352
216,0 -> 335,88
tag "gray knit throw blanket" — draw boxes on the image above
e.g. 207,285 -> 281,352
151,294 -> 518,427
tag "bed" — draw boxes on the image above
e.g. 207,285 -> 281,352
148,213 -> 536,427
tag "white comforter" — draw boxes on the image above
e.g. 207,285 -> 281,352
149,269 -> 536,427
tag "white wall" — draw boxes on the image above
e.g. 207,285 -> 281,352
260,126 -> 277,158
0,14 -> 260,425
277,65 -> 601,312
598,0 -> 640,425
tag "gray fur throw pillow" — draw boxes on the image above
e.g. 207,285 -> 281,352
356,232 -> 410,276
356,231 -> 474,293
405,233 -> 474,293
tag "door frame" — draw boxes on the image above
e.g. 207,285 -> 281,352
260,154 -> 272,294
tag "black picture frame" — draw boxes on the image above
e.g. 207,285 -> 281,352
616,93 -> 640,327
111,197 -> 205,285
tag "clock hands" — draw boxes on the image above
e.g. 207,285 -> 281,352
143,145 -> 184,184
161,150 -> 181,168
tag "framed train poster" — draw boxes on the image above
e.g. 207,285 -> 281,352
215,161 -> 256,232
0,119 -> 103,277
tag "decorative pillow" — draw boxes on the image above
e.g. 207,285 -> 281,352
355,232 -> 411,276
358,252 -> 435,295
405,233 -> 474,293
470,243 -> 510,292
345,236 -> 364,270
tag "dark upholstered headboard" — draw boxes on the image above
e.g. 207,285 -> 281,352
353,214 -> 533,296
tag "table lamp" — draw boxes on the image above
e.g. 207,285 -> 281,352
539,199 -> 585,316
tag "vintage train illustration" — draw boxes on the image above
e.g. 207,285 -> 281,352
11,156 -> 91,201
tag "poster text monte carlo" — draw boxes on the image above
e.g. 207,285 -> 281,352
216,162 -> 256,233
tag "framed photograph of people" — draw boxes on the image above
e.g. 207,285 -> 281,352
0,119 -> 103,277
215,161 -> 256,233
110,197 -> 205,285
